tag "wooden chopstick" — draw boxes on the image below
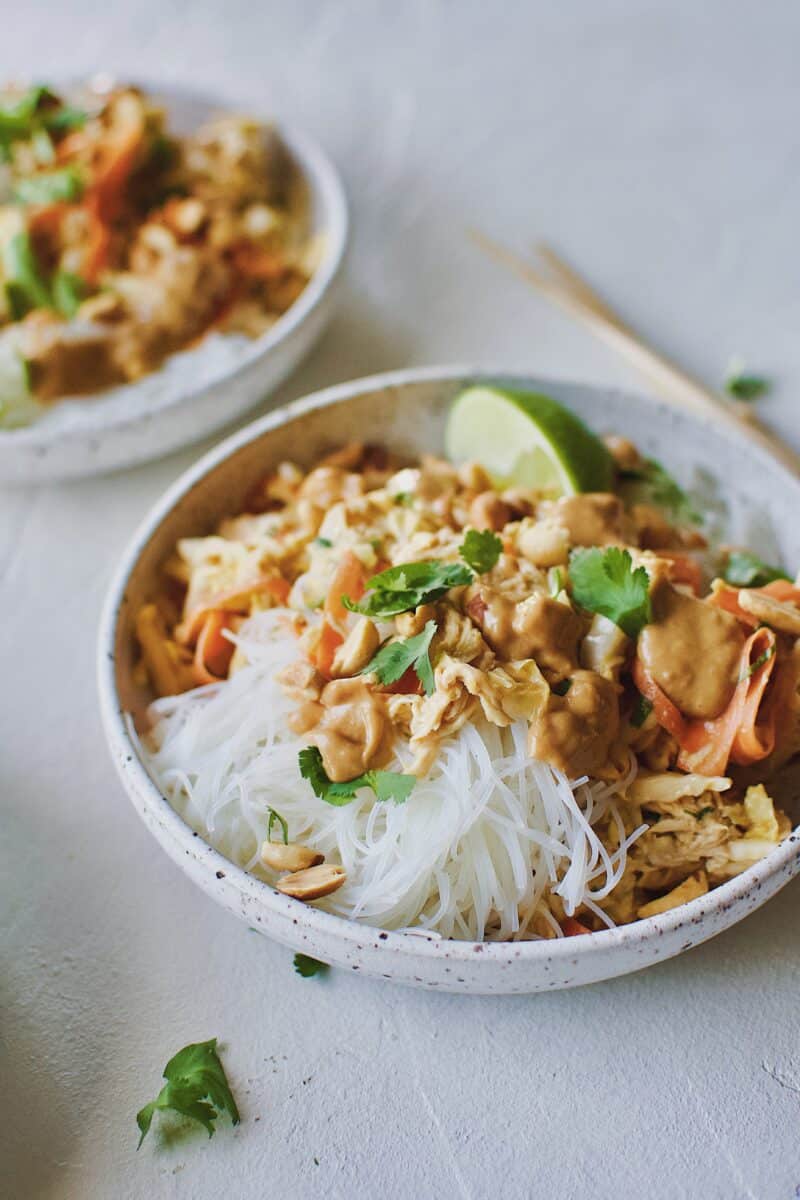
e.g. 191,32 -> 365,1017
470,230 -> 800,477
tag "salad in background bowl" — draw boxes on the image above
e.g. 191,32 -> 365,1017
0,79 -> 347,482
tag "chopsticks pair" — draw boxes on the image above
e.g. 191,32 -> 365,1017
471,231 -> 800,477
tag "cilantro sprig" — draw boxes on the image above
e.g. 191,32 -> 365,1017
343,529 -> 502,619
299,746 -> 415,806
136,1039 -> 240,1148
360,619 -> 436,695
723,550 -> 790,589
569,547 -> 652,638
294,953 -> 329,978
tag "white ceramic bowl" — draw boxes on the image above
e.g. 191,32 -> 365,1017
0,83 -> 348,485
97,367 -> 800,993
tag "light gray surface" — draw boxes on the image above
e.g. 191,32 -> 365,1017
2,3 -> 800,1197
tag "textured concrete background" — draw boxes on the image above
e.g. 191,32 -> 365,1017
2,3 -> 800,1197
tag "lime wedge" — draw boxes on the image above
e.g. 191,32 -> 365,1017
445,385 -> 614,496
0,334 -> 39,429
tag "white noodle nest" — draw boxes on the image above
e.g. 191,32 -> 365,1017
141,610 -> 644,940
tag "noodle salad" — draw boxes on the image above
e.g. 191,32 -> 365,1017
133,394 -> 796,940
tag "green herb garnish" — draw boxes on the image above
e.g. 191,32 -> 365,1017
630,694 -> 654,728
294,953 -> 329,978
267,807 -> 288,844
694,806 -> 715,821
620,457 -> 699,525
551,678 -> 572,697
569,547 -> 652,638
738,643 -> 775,683
3,232 -> 87,319
360,619 -> 436,696
136,1039 -> 240,1148
14,165 -> 83,206
725,362 -> 770,402
343,531 -> 500,619
723,550 -> 790,589
343,560 -> 473,619
459,528 -> 503,574
3,231 -> 51,316
392,491 -> 414,507
299,746 -> 415,806
314,536 -> 332,548
0,87 -> 87,160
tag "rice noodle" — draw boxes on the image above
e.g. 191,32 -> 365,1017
141,610 -> 642,940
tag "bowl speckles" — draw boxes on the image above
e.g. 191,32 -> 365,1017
97,367 -> 800,993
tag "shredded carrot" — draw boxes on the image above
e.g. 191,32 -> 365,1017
193,611 -> 235,685
561,918 -> 592,937
677,627 -> 778,774
631,659 -> 687,743
309,620 -> 344,678
27,201 -> 73,237
89,114 -> 145,224
324,550 -> 366,628
82,198 -> 112,285
179,575 -> 291,644
708,578 -> 800,627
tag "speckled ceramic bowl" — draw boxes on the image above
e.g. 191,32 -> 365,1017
97,367 -> 800,993
0,81 -> 347,484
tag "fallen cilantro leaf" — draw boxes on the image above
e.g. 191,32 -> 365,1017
569,547 -> 652,638
314,536 -> 332,548
136,1039 -> 239,1148
723,550 -> 790,589
294,953 -> 329,978
360,620 -> 436,695
459,528 -> 502,574
299,746 -> 415,806
630,694 -> 653,728
267,807 -> 288,844
620,458 -> 699,525
343,560 -> 473,618
725,360 -> 770,402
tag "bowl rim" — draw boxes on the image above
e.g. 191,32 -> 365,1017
97,364 -> 800,966
1,81 -> 349,446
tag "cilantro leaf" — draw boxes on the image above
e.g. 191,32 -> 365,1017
551,678 -> 572,696
725,363 -> 770,402
569,547 -> 652,638
459,528 -> 503,574
343,560 -> 473,618
620,457 -> 699,525
360,620 -> 436,695
299,746 -> 415,806
14,165 -> 83,206
136,1039 -> 240,1148
723,550 -> 790,589
294,953 -> 329,978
